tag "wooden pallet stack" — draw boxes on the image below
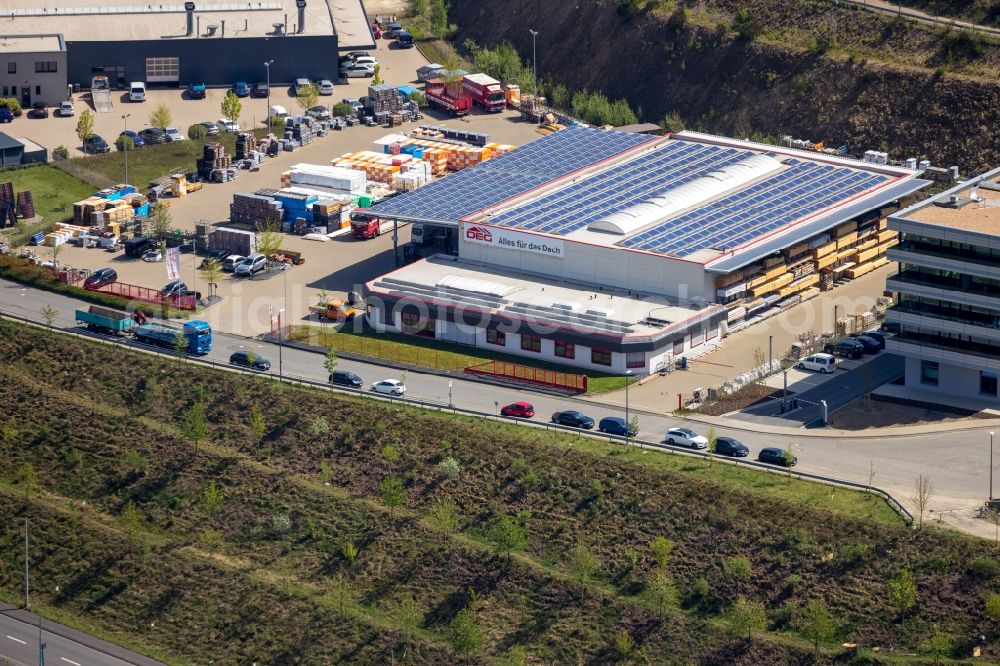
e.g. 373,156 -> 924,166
230,192 -> 283,225
196,142 -> 232,180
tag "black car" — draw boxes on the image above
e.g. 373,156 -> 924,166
160,279 -> 201,302
758,447 -> 797,467
83,134 -> 111,154
854,335 -> 882,354
199,248 -> 231,266
28,102 -> 48,118
860,331 -> 886,348
880,322 -> 900,335
824,338 -> 865,360
329,370 -> 363,387
229,351 -> 271,371
715,437 -> 749,457
139,127 -> 168,145
551,410 -> 595,429
83,267 -> 118,290
252,81 -> 270,98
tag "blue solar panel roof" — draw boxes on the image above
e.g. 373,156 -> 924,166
619,159 -> 892,257
367,125 -> 653,223
489,141 -> 750,234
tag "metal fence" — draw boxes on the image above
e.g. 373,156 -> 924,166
466,360 -> 588,393
0,307 -> 914,525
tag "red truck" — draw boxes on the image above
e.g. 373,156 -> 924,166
463,73 -> 506,113
350,211 -> 395,239
425,81 -> 472,117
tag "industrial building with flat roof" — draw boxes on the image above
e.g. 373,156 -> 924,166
885,167 -> 1000,403
2,0 -> 372,95
364,126 -> 930,373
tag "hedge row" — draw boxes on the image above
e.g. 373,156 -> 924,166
0,255 -> 180,318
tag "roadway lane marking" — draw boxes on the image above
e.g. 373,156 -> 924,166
61,658 -> 81,666
6,635 -> 26,644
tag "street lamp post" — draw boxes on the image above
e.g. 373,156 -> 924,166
991,431 -> 995,501
448,380 -> 453,408
528,29 -> 538,94
279,266 -> 287,380
264,60 -> 274,133
768,334 -> 773,374
625,369 -> 632,432
121,113 -> 131,185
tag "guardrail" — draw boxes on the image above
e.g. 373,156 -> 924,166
0,308 -> 914,525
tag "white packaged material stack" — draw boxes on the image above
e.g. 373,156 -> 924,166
393,171 -> 427,192
401,160 -> 432,180
373,133 -> 410,152
280,185 -> 357,203
281,163 -> 367,194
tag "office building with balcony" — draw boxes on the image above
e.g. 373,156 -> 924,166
885,167 -> 1000,402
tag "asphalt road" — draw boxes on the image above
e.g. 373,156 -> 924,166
0,603 -> 162,666
737,353 -> 905,427
3,279 -> 999,525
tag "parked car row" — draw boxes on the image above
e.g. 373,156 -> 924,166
797,331 -> 889,373
493,402 -> 799,466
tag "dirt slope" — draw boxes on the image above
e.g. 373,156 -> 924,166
449,0 -> 1000,172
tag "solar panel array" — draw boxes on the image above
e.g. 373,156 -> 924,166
368,125 -> 653,222
489,141 -> 749,235
620,159 -> 891,257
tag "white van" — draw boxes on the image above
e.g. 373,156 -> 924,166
797,353 -> 836,374
129,81 -> 146,102
268,105 -> 289,119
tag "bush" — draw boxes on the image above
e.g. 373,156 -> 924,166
406,91 -> 427,107
969,556 -> 1000,580
115,135 -> 135,151
52,145 -> 69,159
732,8 -> 763,40
1,98 -> 23,116
187,123 -> 207,140
723,555 -> 752,580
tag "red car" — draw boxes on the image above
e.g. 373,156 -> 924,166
501,402 -> 535,418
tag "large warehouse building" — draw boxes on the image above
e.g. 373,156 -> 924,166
884,167 -> 1000,403
363,126 -> 930,374
2,0 -> 372,99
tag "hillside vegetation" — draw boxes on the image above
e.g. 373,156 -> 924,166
2,321 -> 1000,663
444,0 -> 1000,172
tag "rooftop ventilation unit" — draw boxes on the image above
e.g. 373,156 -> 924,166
551,300 -> 580,312
296,0 -> 306,33
185,2 -> 195,35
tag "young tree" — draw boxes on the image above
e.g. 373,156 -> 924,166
799,599 -> 836,654
182,402 -> 208,453
221,90 -> 242,124
255,222 -> 282,272
341,541 -> 359,567
198,258 -> 222,298
49,242 -> 62,270
149,103 -> 172,129
75,109 -> 95,149
173,332 -> 189,360
643,570 -> 678,617
201,480 -> 224,516
379,476 -> 406,515
888,568 -> 917,615
17,462 -> 37,502
148,202 -> 172,239
706,426 -> 718,466
324,346 -> 338,375
200,528 -> 223,555
613,630 -> 634,660
448,607 -> 484,653
568,541 -> 600,584
371,64 -> 384,86
394,594 -> 424,643
752,345 -> 767,394
330,573 -> 353,619
729,596 -> 767,640
488,514 -> 527,562
249,405 -> 266,441
430,0 -> 448,36
119,500 -> 143,542
912,474 -> 934,529
649,535 -> 674,570
40,304 -> 57,331
296,82 -> 318,112
986,592 -> 1000,622
425,497 -> 460,533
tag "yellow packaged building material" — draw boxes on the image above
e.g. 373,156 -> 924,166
852,235 -> 879,253
749,271 -> 794,297
836,231 -> 859,250
776,273 -> 820,298
716,270 -> 745,289
811,240 -> 837,258
845,256 -> 889,279
763,255 -> 785,269
876,229 -> 897,243
785,241 -> 809,259
815,252 -> 838,270
836,247 -> 856,261
833,221 -> 857,238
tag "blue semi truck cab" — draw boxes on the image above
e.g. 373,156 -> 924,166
134,320 -> 212,354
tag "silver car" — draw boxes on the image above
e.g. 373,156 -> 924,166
317,79 -> 334,95
307,105 -> 331,121
340,63 -> 374,78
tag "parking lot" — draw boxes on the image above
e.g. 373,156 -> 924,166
12,35 -> 441,155
39,33 -> 552,335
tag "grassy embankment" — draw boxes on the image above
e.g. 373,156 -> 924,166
2,320 -> 998,663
